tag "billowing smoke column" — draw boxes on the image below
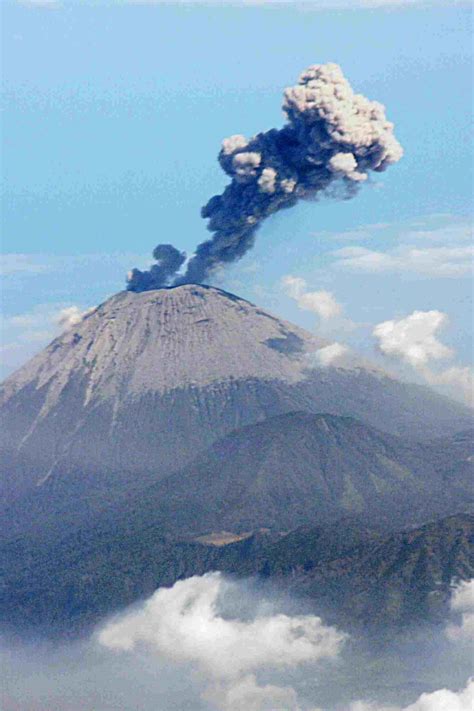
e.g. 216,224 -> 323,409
127,244 -> 185,292
127,63 -> 403,292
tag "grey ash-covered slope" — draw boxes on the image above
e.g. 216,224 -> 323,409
1,285 -> 471,507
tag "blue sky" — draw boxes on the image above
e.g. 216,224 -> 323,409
1,0 -> 473,400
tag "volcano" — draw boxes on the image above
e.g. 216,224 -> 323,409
1,285 -> 473,637
1,284 -> 471,512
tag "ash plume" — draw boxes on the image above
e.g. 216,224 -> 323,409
127,244 -> 186,292
127,63 -> 403,291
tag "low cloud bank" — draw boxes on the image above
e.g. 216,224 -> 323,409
1,576 -> 473,710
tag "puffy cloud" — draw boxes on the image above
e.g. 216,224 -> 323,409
373,310 -> 452,368
299,292 -> 342,321
204,674 -> 302,711
258,167 -> 278,194
450,580 -> 474,613
99,573 -> 345,680
348,678 -> 474,711
373,310 -> 473,405
55,306 -> 94,330
4,304 -> 92,337
99,573 -> 346,710
1,303 -> 94,377
308,342 -> 350,368
328,152 -> 367,182
423,366 -> 474,407
282,276 -> 343,321
402,681 -> 474,711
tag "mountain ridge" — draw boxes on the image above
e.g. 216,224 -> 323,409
1,513 -> 471,637
120,410 -> 473,534
1,412 -> 471,595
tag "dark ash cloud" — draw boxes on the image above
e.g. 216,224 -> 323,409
127,244 -> 186,293
127,63 -> 403,292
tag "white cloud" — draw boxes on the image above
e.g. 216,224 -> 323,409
372,310 -> 473,405
402,223 -> 472,244
308,342 -> 351,368
450,580 -> 474,613
55,305 -> 94,330
1,303 -> 94,376
2,572 -> 473,710
423,366 -> 474,408
282,276 -> 342,320
99,573 -> 345,679
332,245 -> 473,277
99,572 -> 345,710
323,215 -> 473,277
282,275 -> 307,299
349,678 -> 474,711
3,304 -> 92,339
204,674 -> 302,711
373,311 -> 453,368
446,580 -> 474,643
